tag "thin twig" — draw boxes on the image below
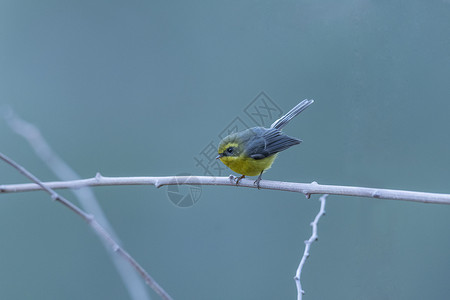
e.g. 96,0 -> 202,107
0,152 -> 173,300
294,194 -> 327,299
1,175 -> 450,205
4,109 -> 151,300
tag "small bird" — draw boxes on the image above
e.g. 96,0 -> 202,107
216,99 -> 314,188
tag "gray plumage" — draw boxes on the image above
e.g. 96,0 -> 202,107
270,99 -> 314,130
246,127 -> 301,160
218,99 -> 314,160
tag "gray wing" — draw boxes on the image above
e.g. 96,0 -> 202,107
247,128 -> 301,160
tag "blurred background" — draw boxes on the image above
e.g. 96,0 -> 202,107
1,1 -> 450,299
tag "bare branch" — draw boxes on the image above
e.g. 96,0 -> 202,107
4,109 -> 152,300
294,194 -> 327,299
0,152 -> 173,300
1,175 -> 450,205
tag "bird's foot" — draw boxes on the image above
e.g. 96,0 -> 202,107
235,175 -> 245,185
253,171 -> 264,190
253,178 -> 261,189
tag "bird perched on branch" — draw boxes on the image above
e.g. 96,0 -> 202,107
216,99 -> 314,188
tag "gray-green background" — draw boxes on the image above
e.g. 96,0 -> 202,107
1,1 -> 450,299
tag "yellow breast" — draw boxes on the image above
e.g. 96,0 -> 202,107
219,154 -> 277,176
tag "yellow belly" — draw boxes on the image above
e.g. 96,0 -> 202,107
219,154 -> 277,176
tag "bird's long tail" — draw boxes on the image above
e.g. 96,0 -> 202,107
270,99 -> 314,130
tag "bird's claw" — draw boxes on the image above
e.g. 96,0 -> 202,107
235,174 -> 262,189
253,178 -> 262,190
254,171 -> 263,190
235,175 -> 245,185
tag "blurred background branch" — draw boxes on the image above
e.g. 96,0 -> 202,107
3,108 -> 152,300
0,151 -> 174,300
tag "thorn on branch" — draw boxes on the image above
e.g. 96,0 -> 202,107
228,175 -> 236,184
372,190 -> 381,198
295,194 -> 328,300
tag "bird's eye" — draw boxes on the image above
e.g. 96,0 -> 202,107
226,147 -> 234,153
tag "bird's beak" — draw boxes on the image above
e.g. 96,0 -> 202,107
216,153 -> 223,159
